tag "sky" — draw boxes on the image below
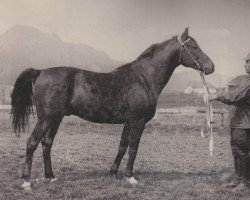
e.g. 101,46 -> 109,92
0,0 -> 249,77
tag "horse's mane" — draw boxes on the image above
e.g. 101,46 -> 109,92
136,43 -> 159,61
135,36 -> 177,61
113,36 -> 177,72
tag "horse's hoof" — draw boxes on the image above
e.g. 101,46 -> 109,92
50,177 -> 57,183
125,176 -> 138,184
22,181 -> 32,193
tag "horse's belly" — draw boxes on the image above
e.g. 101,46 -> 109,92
69,80 -> 157,124
73,107 -> 126,124
72,102 -> 156,124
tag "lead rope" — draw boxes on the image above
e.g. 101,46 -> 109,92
200,72 -> 214,156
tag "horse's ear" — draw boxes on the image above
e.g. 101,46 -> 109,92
180,27 -> 189,41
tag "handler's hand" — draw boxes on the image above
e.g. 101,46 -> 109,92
208,94 -> 217,102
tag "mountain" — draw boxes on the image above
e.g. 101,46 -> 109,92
0,25 -> 123,85
162,70 -> 232,93
0,26 -> 233,89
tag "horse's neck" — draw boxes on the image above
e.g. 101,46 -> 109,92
135,40 -> 180,97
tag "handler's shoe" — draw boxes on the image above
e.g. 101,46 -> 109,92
232,182 -> 249,194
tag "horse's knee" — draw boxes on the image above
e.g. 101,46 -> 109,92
26,138 -> 39,153
41,137 -> 53,150
118,146 -> 128,153
42,144 -> 53,160
128,148 -> 138,157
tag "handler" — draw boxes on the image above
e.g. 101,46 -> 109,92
209,53 -> 250,194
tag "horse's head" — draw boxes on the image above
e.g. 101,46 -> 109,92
177,27 -> 214,75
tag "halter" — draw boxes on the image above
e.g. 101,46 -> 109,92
177,36 -> 214,156
177,36 -> 205,73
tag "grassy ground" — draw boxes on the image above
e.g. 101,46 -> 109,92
0,111 -> 249,200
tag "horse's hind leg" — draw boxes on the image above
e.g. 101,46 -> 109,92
41,116 -> 63,181
110,123 -> 130,177
21,117 -> 52,191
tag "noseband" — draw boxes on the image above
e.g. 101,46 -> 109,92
177,36 -> 205,73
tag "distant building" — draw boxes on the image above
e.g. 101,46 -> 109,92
184,81 -> 216,95
0,85 -> 13,104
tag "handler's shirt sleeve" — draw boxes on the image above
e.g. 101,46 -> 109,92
217,75 -> 250,128
217,75 -> 250,105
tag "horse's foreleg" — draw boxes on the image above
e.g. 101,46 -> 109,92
110,123 -> 130,177
21,118 -> 51,192
125,120 -> 145,184
41,117 -> 62,181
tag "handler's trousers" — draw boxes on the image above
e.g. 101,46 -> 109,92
230,128 -> 250,183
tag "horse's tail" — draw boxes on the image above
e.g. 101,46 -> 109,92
11,68 -> 41,135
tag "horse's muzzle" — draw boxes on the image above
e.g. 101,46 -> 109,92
204,62 -> 215,75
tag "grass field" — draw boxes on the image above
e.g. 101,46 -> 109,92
0,110 -> 249,200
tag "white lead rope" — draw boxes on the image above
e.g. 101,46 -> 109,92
200,72 -> 214,156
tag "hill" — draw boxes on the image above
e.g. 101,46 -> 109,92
0,25 -> 123,85
0,26 -> 232,90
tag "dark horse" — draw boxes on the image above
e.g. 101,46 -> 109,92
11,27 -> 214,190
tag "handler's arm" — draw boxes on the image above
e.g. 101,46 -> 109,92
216,87 -> 250,105
215,95 -> 235,105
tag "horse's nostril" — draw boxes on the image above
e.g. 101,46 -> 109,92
205,67 -> 214,75
204,63 -> 215,75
